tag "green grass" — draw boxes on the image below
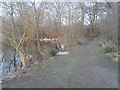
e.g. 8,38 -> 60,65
94,41 -> 117,67
95,42 -> 108,60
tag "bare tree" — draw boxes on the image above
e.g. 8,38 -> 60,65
31,1 -> 44,57
2,2 -> 31,68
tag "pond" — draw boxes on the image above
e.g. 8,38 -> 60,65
0,52 -> 21,79
0,42 -> 58,79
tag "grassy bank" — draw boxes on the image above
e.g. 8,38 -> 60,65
94,41 -> 118,68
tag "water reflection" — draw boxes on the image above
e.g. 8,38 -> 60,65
0,53 -> 21,78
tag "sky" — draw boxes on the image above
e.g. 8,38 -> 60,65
31,0 -> 42,3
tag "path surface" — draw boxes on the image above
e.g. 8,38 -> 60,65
3,41 -> 118,88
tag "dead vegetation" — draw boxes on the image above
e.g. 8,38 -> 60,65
1,2 -> 118,77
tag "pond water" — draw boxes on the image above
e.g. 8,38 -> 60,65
0,53 -> 21,78
0,43 -> 57,79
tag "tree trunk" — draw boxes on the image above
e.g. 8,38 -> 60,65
17,50 -> 27,68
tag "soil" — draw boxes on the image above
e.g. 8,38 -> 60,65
2,40 -> 118,88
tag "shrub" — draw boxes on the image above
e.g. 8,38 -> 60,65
98,43 -> 102,47
111,45 -> 118,52
49,50 -> 57,56
77,41 -> 82,45
103,46 -> 113,53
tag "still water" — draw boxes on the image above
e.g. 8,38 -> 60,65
0,53 -> 21,78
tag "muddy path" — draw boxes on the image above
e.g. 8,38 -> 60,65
2,41 -> 118,88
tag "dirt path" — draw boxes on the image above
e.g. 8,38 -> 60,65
3,41 -> 118,88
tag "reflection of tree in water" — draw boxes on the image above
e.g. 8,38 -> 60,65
1,45 -> 21,78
